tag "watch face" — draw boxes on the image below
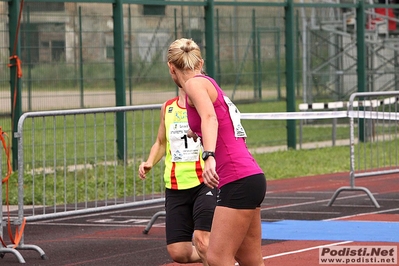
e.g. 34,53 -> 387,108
202,151 -> 214,161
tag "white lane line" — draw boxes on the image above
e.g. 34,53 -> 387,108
276,210 -> 341,214
261,241 -> 353,261
325,204 -> 375,208
261,194 -> 368,211
326,207 -> 399,221
28,204 -> 165,223
27,222 -> 144,227
266,196 -> 316,199
296,191 -> 336,194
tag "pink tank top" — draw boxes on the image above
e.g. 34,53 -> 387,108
186,75 -> 263,188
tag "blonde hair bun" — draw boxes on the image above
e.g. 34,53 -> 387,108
168,38 -> 202,71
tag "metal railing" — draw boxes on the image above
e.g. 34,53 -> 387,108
242,91 -> 399,209
2,104 -> 166,262
328,91 -> 399,208
15,104 -> 164,221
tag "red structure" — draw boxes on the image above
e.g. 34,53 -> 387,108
368,7 -> 397,31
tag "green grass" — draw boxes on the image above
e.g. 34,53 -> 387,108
254,146 -> 350,180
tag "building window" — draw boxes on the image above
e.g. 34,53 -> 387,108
25,2 -> 64,12
52,40 -> 65,61
105,34 -> 114,59
106,46 -> 114,59
143,0 -> 165,16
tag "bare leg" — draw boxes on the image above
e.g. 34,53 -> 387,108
206,206 -> 263,266
167,241 -> 201,263
193,230 -> 211,266
235,208 -> 264,266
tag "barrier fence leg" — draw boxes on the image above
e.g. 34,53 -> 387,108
142,211 -> 166,234
1,152 -> 26,263
9,244 -> 48,260
327,186 -> 380,208
13,130 -> 48,262
0,246 -> 26,263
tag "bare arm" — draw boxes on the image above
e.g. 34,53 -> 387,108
185,77 -> 219,188
138,103 -> 167,180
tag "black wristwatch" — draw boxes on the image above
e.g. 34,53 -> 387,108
202,151 -> 215,161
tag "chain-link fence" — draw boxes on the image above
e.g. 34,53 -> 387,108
0,2 -> 288,114
0,1 -> 398,109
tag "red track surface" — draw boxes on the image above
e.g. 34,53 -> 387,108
1,171 -> 398,265
164,172 -> 399,266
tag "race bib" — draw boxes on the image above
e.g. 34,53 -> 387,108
223,96 -> 247,138
169,122 -> 201,162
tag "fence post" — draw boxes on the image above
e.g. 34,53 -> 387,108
356,0 -> 367,142
113,0 -> 127,161
8,0 -> 22,171
205,0 -> 216,78
285,0 -> 297,149
252,10 -> 257,98
79,7 -> 84,108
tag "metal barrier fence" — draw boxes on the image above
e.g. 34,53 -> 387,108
0,104 -> 165,262
242,91 -> 399,209
328,91 -> 399,208
14,104 -> 165,223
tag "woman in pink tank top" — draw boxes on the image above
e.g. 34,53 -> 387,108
167,38 -> 267,266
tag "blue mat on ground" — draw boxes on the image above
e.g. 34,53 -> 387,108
261,220 -> 399,243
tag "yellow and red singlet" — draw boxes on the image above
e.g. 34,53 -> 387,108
164,97 -> 203,190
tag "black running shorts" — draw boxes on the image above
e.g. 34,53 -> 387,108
165,183 -> 217,245
217,173 -> 267,209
